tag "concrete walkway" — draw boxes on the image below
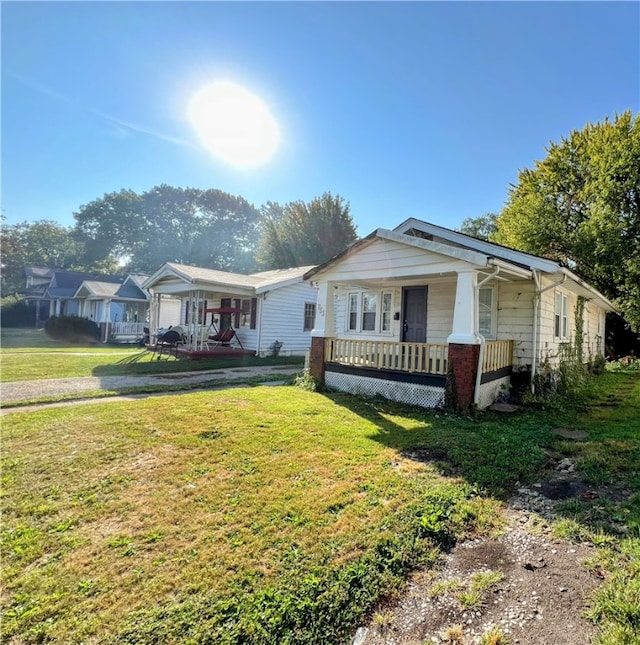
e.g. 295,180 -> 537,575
1,365 -> 302,414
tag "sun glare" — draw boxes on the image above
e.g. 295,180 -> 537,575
189,81 -> 280,168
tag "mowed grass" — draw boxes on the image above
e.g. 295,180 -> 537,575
1,386 -> 504,644
0,328 -> 303,382
2,368 -> 639,644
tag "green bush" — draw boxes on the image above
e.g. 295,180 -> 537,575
44,315 -> 100,343
0,296 -> 36,327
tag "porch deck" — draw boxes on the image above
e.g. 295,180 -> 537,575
176,346 -> 256,360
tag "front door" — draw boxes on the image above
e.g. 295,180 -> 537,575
402,287 -> 427,342
220,298 -> 232,330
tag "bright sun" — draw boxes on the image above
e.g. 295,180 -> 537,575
189,81 -> 280,168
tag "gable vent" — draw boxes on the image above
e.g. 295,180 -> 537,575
405,228 -> 433,241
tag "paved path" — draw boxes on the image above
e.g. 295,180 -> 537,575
1,365 -> 302,414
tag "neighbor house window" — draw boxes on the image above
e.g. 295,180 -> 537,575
554,291 -> 569,338
346,291 -> 393,333
303,303 -> 316,331
478,287 -> 495,338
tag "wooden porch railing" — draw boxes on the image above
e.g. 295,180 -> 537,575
110,322 -> 146,337
326,338 -> 449,375
481,340 -> 514,374
325,338 -> 514,377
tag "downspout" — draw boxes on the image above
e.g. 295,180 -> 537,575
531,271 -> 567,393
256,292 -> 266,356
474,267 -> 500,407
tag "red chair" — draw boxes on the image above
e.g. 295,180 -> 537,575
207,327 -> 243,349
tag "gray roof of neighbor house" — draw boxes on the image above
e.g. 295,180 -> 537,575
44,271 -> 125,300
24,266 -> 54,279
142,262 -> 315,295
73,278 -> 148,301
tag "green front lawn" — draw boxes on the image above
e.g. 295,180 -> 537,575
3,371 -> 639,644
0,328 -> 303,382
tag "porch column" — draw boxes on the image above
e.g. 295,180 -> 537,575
103,300 -> 111,342
447,270 -> 481,411
309,280 -> 334,383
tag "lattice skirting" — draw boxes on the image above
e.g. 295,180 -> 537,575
325,370 -> 445,409
477,376 -> 511,409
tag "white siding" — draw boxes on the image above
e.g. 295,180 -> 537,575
494,280 -> 535,367
318,238 -> 480,282
426,281 -> 455,344
258,281 -> 317,356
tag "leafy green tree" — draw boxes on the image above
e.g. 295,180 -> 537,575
73,185 -> 261,273
0,219 -> 90,296
494,111 -> 640,330
257,192 -> 358,268
458,213 -> 498,241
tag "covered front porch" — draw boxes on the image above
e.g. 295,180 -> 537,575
321,337 -> 514,409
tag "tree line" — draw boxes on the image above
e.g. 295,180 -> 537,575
0,189 -> 357,296
459,111 -> 639,331
2,111 -> 638,330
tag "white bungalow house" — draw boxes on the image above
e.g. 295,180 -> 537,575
305,218 -> 616,411
142,263 -> 317,357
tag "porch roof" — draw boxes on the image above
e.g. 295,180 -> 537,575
73,280 -> 149,301
142,262 -> 315,296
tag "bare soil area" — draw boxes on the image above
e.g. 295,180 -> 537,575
352,447 -> 611,645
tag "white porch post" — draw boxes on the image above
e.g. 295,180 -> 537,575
104,300 -> 111,342
311,280 -> 335,337
447,270 -> 480,345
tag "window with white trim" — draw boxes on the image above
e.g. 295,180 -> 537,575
346,291 -> 393,333
478,287 -> 495,338
303,302 -> 316,331
554,291 -> 569,338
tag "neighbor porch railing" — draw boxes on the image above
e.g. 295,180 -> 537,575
110,322 -> 146,337
481,340 -> 514,374
326,338 -> 449,375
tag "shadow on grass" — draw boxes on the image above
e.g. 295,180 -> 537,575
92,353 -> 304,377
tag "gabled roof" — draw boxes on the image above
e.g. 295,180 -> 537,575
24,266 -> 54,279
142,262 -> 314,294
303,218 -> 616,312
73,279 -> 148,301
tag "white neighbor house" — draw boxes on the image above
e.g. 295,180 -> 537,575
305,219 -> 616,410
142,262 -> 317,357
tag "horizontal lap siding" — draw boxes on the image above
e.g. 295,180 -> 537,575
584,302 -> 605,357
426,281 -> 455,344
321,239 -> 474,282
496,281 -> 535,366
260,282 -> 316,356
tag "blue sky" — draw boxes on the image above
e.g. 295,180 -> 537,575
2,1 -> 638,237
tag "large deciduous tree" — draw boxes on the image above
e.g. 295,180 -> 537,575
458,213 -> 498,241
0,219 -> 95,296
257,192 -> 358,269
73,185 -> 261,274
494,111 -> 640,330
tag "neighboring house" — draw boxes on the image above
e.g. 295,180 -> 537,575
22,268 -> 151,342
142,262 -> 317,357
305,218 -> 616,411
73,274 -> 150,342
22,267 -> 54,325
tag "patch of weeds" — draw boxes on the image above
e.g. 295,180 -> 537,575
458,571 -> 503,609
429,577 -> 464,599
443,624 -> 465,643
373,609 -> 394,630
294,368 -> 317,392
588,538 -> 640,645
480,625 -> 510,645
